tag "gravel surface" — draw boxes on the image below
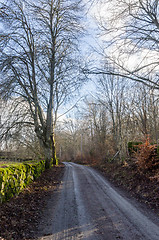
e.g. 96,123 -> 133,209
37,163 -> 159,240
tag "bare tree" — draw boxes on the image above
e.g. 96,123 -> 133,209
0,0 -> 84,167
129,85 -> 159,141
87,0 -> 159,90
95,73 -> 130,157
54,81 -> 159,163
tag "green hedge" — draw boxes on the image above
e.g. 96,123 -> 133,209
0,160 -> 45,203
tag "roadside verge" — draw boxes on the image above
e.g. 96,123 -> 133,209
93,161 -> 159,214
0,164 -> 65,240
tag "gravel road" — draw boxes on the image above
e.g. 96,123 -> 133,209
38,162 -> 159,240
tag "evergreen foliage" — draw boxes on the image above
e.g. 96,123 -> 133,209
128,142 -> 142,155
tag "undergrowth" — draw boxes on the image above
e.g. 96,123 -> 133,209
134,136 -> 159,173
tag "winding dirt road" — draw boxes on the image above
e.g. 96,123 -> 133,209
38,162 -> 159,240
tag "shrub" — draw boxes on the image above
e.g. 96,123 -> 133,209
128,141 -> 142,155
134,136 -> 159,172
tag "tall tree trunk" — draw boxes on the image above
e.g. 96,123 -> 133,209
44,143 -> 52,169
51,132 -> 57,165
44,132 -> 57,168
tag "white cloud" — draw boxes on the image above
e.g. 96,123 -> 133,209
84,0 -> 159,76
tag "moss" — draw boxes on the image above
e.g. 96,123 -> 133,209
0,160 -> 46,203
56,158 -> 59,166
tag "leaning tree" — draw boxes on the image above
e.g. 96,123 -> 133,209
0,0 -> 84,167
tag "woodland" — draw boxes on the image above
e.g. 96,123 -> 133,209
0,1 -> 159,239
0,0 -> 159,189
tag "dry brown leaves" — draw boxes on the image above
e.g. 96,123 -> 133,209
0,165 -> 64,240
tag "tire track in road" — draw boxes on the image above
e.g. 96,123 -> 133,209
38,162 -> 159,240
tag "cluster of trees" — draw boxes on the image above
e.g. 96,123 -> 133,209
55,76 -> 159,163
0,0 -> 159,166
61,0 -> 159,164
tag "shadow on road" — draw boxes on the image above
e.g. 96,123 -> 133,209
35,162 -> 159,240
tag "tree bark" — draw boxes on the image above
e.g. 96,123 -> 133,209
44,131 -> 57,169
51,132 -> 57,165
44,144 -> 53,169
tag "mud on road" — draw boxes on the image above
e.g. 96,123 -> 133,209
37,163 -> 159,240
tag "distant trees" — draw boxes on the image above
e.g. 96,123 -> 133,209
0,97 -> 42,159
0,0 -> 84,167
56,79 -> 159,163
47,0 -> 159,164
96,74 -> 128,155
64,0 -> 159,164
56,118 -> 83,161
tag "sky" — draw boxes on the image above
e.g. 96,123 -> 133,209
57,0 -> 100,120
1,0 -> 158,122
59,0 -> 159,121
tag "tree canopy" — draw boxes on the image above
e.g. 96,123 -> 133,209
0,0 -> 84,167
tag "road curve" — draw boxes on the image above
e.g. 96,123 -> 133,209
38,162 -> 159,240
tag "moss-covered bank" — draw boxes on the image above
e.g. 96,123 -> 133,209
0,160 -> 45,203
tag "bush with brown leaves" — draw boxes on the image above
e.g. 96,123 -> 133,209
134,136 -> 159,172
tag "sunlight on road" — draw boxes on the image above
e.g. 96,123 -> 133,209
38,163 -> 159,240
